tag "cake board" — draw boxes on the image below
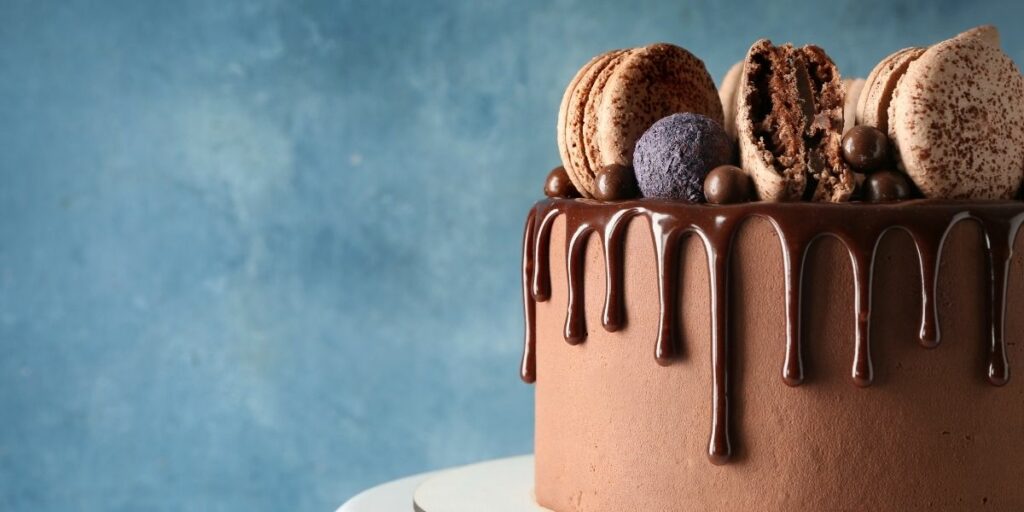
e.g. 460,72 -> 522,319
413,455 -> 549,512
338,455 -> 546,512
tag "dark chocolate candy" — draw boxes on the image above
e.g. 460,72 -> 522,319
842,126 -> 890,172
864,170 -> 912,202
544,166 -> 579,198
594,164 -> 640,201
704,165 -> 753,204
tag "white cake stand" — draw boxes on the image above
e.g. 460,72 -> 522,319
337,455 -> 549,512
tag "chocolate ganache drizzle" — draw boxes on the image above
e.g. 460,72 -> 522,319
521,198 -> 1024,465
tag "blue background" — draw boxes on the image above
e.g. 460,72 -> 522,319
1,0 -> 1021,510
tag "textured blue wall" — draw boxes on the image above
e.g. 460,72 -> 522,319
1,0 -> 1022,510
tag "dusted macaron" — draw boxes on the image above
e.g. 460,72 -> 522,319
888,28 -> 1024,199
634,113 -> 734,202
852,26 -> 1022,199
556,44 -> 723,197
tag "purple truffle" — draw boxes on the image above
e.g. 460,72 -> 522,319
633,113 -> 735,202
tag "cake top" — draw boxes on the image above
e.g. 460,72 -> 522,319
543,25 -> 1024,205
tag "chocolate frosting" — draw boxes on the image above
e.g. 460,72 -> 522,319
521,198 -> 1024,465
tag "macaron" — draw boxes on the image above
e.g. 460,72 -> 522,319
857,25 -> 1002,137
855,47 -> 926,134
557,52 -> 610,195
736,39 -> 853,202
842,77 -> 865,134
888,33 -> 1024,199
555,43 -> 723,197
582,50 -> 636,181
718,60 -> 744,139
558,50 -> 627,197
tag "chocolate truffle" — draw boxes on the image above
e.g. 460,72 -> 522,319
544,166 -> 579,198
634,113 -> 734,202
863,170 -> 912,202
842,126 -> 890,172
594,164 -> 639,201
704,165 -> 753,204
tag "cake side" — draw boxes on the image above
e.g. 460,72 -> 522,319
528,201 -> 1024,511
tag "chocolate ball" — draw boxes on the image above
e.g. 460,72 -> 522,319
594,164 -> 640,201
544,165 -> 579,198
842,126 -> 890,172
704,165 -> 753,204
863,170 -> 913,202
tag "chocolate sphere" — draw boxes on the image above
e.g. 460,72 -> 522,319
863,170 -> 913,202
842,126 -> 890,172
544,165 -> 579,198
594,164 -> 640,201
704,165 -> 753,204
634,113 -> 734,202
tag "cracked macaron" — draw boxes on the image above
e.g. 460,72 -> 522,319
736,39 -> 853,202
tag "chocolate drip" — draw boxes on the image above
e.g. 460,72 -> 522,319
699,215 -> 740,465
779,229 -> 809,386
564,221 -> 593,344
651,214 -> 684,365
601,209 -> 636,332
520,209 -> 537,384
522,198 -> 1024,463
975,211 -> 1024,386
909,220 -> 956,349
531,208 -> 560,302
847,238 -> 875,387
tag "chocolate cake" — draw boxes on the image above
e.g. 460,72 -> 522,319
525,29 -> 1024,511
